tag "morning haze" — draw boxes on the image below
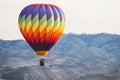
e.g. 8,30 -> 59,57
0,0 -> 120,40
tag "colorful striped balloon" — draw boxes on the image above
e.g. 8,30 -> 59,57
18,4 -> 65,56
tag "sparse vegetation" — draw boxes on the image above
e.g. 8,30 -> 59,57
0,33 -> 120,80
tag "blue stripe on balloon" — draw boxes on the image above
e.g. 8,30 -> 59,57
57,8 -> 62,21
20,7 -> 28,16
39,5 -> 46,20
40,5 -> 45,12
25,6 -> 34,18
32,6 -> 39,19
52,7 -> 58,20
24,7 -> 30,19
46,6 -> 52,20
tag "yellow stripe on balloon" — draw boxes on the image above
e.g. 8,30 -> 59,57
26,20 -> 32,33
18,16 -> 21,28
46,17 -> 54,37
39,20 -> 47,42
46,22 -> 54,33
53,22 -> 60,33
32,20 -> 39,33
39,20 -> 47,33
46,23 -> 54,42
19,15 -> 24,28
36,51 -> 48,56
21,21 -> 26,33
53,19 -> 60,34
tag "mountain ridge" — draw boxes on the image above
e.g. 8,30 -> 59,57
0,33 -> 120,80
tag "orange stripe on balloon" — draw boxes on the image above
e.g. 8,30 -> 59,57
39,27 -> 46,43
34,27 -> 39,43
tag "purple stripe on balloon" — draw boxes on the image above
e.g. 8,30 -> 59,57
20,9 -> 25,16
39,5 -> 46,20
60,9 -> 65,21
52,7 -> 58,20
57,8 -> 62,21
29,42 -> 52,51
20,7 -> 28,16
24,7 -> 30,19
46,6 -> 52,20
25,6 -> 34,18
31,6 -> 39,19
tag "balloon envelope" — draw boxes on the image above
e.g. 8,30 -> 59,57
18,4 -> 65,56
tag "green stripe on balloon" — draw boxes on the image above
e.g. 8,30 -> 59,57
39,15 -> 47,26
32,14 -> 39,26
60,21 -> 62,27
60,14 -> 64,27
54,19 -> 58,27
26,15 -> 31,25
18,16 -> 22,24
21,15 -> 25,24
47,17 -> 53,26
61,16 -> 65,27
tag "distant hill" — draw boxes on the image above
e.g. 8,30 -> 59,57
0,33 -> 120,80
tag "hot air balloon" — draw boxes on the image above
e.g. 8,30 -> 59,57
18,4 -> 65,66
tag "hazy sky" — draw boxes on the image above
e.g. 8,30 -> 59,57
0,0 -> 120,40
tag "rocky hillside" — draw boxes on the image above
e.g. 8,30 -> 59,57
0,33 -> 120,80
